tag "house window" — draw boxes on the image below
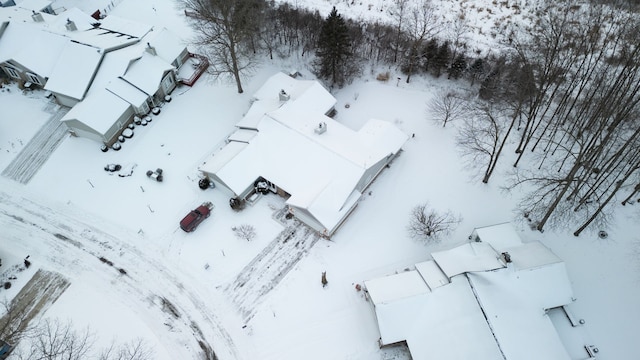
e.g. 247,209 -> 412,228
161,73 -> 175,92
3,66 -> 20,79
25,73 -> 42,85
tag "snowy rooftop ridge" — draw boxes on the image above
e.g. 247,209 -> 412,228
365,223 -> 579,360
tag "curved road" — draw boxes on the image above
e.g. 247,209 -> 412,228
0,181 -> 239,360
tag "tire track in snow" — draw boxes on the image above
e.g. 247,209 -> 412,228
0,189 -> 239,360
1,106 -> 69,184
225,216 -> 321,323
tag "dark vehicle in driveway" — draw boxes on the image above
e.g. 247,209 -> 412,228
180,202 -> 213,232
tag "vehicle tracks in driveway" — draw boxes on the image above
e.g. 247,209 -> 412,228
226,212 -> 321,323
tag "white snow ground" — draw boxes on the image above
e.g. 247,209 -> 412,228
1,0 -> 640,359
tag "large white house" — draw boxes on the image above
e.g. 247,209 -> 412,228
364,223 -> 597,360
199,72 -> 408,237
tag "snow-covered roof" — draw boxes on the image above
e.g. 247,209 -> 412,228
15,0 -> 51,12
145,27 -> 187,64
365,270 -> 431,305
366,223 -> 577,360
0,21 -> 67,76
121,52 -> 173,95
431,241 -> 504,279
61,88 -> 131,135
472,222 -> 523,251
44,41 -> 103,100
227,128 -> 257,143
98,14 -> 151,38
415,260 -> 449,289
405,276 -> 504,360
467,268 -> 573,360
201,72 -> 407,234
105,77 -> 148,108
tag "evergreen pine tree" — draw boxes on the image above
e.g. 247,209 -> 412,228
314,7 -> 352,86
448,53 -> 467,80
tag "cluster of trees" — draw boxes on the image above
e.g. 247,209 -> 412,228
1,299 -> 153,360
451,3 -> 640,235
183,0 -> 483,89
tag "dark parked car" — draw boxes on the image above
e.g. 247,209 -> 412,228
180,202 -> 213,232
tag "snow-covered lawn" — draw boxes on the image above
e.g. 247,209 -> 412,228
1,0 -> 640,359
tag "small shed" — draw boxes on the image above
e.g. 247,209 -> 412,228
60,88 -> 133,145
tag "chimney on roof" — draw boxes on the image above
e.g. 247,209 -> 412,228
146,42 -> 157,56
65,18 -> 77,31
31,11 -> 44,22
501,252 -> 512,264
279,89 -> 290,102
314,122 -> 327,135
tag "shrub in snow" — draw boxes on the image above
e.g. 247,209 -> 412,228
111,143 -> 121,151
407,203 -> 461,242
100,144 -> 108,152
232,224 -> 256,241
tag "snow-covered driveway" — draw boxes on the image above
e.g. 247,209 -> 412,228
1,106 -> 69,184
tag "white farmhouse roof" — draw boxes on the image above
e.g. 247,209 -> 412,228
105,77 -> 148,109
61,88 -> 130,135
44,41 -> 103,100
0,21 -> 67,76
121,53 -> 173,95
366,223 -> 580,360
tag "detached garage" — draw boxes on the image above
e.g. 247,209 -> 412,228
60,88 -> 133,145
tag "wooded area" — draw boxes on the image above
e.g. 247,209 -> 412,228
184,0 -> 640,235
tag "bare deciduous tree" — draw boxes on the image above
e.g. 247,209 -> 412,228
402,0 -> 440,83
99,338 -> 154,360
184,0 -> 264,93
428,90 -> 468,127
407,203 -> 461,241
232,224 -> 256,241
457,100 -> 517,183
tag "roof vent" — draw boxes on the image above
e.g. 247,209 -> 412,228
279,89 -> 290,102
65,18 -> 77,31
146,42 -> 157,56
31,11 -> 44,22
314,122 -> 327,135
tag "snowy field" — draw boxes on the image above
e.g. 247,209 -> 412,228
2,0 -> 640,359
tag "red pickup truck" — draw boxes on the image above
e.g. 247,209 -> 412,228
180,202 -> 213,232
